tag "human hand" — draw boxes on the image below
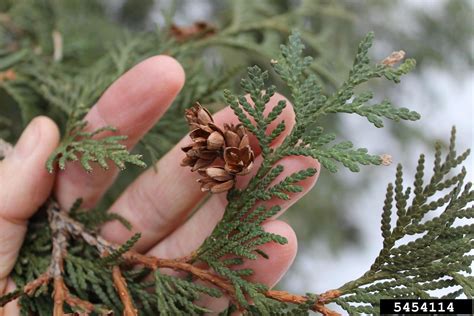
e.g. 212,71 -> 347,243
0,56 -> 319,314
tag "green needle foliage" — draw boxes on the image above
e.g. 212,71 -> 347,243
46,106 -> 146,173
154,270 -> 222,315
334,127 -> 473,315
0,1 -> 472,315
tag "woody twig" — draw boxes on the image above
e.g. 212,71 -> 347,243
1,198 -> 340,315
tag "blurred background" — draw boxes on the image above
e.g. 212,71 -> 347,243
1,0 -> 472,300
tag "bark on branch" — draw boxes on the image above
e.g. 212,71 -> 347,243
2,198 -> 341,315
112,266 -> 137,316
121,251 -> 341,315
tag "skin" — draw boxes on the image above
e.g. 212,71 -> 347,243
0,55 -> 319,315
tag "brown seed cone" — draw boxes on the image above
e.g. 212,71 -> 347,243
181,106 -> 226,170
182,105 -> 255,192
222,123 -> 254,175
224,145 -> 254,175
189,123 -> 225,151
197,167 -> 235,193
180,135 -> 224,170
185,102 -> 214,130
223,123 -> 250,148
180,144 -> 220,171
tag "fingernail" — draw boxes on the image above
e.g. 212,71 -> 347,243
14,118 -> 41,159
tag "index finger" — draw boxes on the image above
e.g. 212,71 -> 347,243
54,55 -> 185,209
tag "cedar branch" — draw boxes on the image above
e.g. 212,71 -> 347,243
53,277 -> 94,316
1,198 -> 340,314
121,251 -> 341,315
52,277 -> 66,316
266,289 -> 342,316
23,272 -> 50,296
58,201 -> 340,314
49,200 -> 70,316
57,197 -> 340,314
50,202 -> 95,315
0,273 -> 52,305
63,293 -> 94,314
112,266 -> 137,316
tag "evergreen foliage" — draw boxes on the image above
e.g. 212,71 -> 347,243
333,127 -> 473,315
154,270 -> 222,315
0,1 -> 472,315
45,106 -> 146,173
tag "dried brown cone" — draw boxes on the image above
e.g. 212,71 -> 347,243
223,123 -> 254,175
197,167 -> 235,193
182,105 -> 255,193
185,102 -> 214,130
181,103 -> 225,171
181,143 -> 220,171
223,123 -> 250,148
224,146 -> 254,175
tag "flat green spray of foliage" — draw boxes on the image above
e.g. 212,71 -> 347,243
333,127 -> 473,315
0,1 -> 472,315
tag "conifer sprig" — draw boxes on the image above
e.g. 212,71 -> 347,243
46,106 -> 146,173
154,270 -> 221,315
274,32 -> 419,171
332,127 -> 473,314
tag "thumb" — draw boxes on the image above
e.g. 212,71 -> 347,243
0,116 -> 59,296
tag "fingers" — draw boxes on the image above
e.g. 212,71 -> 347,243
54,55 -> 185,209
100,94 -> 295,252
0,117 -> 59,297
146,155 -> 318,259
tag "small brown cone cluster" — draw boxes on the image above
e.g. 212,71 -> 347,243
181,103 -> 255,193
